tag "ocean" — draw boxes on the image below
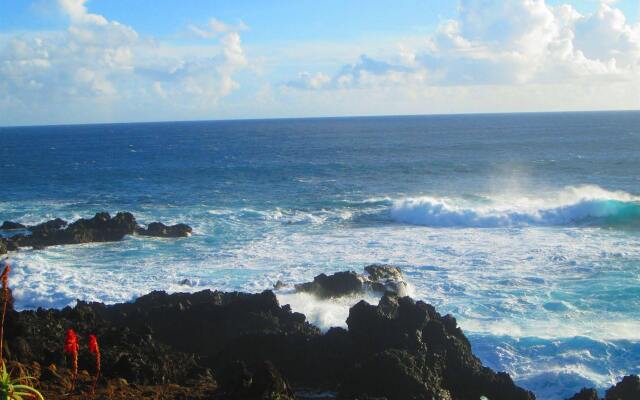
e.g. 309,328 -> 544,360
1,111 -> 639,399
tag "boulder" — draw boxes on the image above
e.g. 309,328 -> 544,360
294,265 -> 409,299
0,221 -> 26,230
137,222 -> 192,238
295,271 -> 363,298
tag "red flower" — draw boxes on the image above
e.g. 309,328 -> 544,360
1,264 -> 10,302
1,264 -> 9,292
64,329 -> 79,354
88,334 -> 101,393
89,334 -> 99,355
65,328 -> 79,391
0,264 -> 9,364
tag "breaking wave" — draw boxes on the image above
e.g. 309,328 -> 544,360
390,185 -> 640,228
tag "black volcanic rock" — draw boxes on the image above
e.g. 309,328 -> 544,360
0,221 -> 26,230
28,218 -> 67,235
218,360 -> 295,400
137,222 -> 192,238
13,213 -> 136,249
567,375 -> 640,400
5,284 -> 534,399
295,265 -> 409,299
343,293 -> 534,400
567,388 -> 600,400
295,271 -> 363,298
1,212 -> 191,253
605,375 -> 640,400
340,349 -> 443,400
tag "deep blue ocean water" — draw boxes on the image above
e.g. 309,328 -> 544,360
1,111 -> 640,399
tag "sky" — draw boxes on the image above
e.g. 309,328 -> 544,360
1,0 -> 639,126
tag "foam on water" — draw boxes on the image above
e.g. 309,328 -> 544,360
5,202 -> 640,400
390,185 -> 640,228
3,113 -> 640,400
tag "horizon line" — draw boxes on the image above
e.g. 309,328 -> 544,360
2,108 -> 639,129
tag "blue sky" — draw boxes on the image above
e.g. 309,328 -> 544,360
1,0 -> 639,125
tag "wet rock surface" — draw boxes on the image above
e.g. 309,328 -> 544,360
294,264 -> 409,298
136,222 -> 193,238
0,212 -> 192,251
4,281 -> 536,399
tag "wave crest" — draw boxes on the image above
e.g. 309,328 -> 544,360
390,185 -> 640,228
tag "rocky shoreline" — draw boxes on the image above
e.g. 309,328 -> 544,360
0,213 -> 637,399
0,277 -> 634,399
0,212 -> 192,254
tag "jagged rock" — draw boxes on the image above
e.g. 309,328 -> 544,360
567,388 -> 600,400
344,293 -> 534,400
137,222 -> 192,238
339,349 -> 445,400
6,287 -> 533,399
0,221 -> 26,230
605,375 -> 640,400
218,360 -> 295,400
295,271 -> 363,298
2,213 -> 190,253
13,213 -> 136,248
295,265 -> 409,299
28,218 -> 67,234
274,280 -> 287,290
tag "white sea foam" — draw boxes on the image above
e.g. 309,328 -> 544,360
390,185 -> 640,227
3,185 -> 640,399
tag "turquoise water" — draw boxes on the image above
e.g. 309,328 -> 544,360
1,112 -> 639,398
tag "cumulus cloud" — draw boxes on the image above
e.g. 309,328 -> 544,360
0,0 -> 249,124
285,0 -> 640,91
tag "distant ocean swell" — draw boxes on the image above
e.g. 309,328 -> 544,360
202,185 -> 640,229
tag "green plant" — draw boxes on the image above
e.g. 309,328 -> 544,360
0,361 -> 44,400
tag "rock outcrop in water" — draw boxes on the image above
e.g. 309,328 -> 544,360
294,264 -> 409,298
136,221 -> 192,238
0,212 -> 192,253
0,221 -> 26,230
4,283 -> 535,399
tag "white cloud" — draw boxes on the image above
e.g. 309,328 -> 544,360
0,0 -> 250,124
189,18 -> 249,39
285,0 -> 639,91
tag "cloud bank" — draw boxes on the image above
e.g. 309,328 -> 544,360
285,1 -> 639,90
1,0 -> 248,124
